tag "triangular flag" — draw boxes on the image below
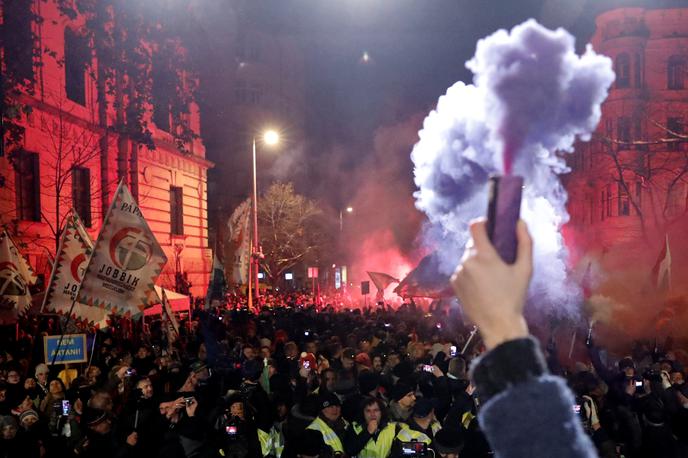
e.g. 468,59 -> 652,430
651,234 -> 671,292
367,271 -> 400,294
41,210 -> 109,328
161,288 -> 179,352
77,181 -> 167,317
0,230 -> 37,323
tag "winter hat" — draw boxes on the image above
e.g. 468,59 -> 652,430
241,359 -> 263,382
618,357 -> 635,371
296,429 -> 326,456
391,383 -> 414,402
412,398 -> 435,418
355,352 -> 372,368
358,371 -> 380,394
434,428 -> 465,454
19,409 -> 39,424
82,407 -> 108,426
319,392 -> 341,410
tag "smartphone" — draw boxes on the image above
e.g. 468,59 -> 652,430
450,345 -> 457,357
125,368 -> 136,377
61,399 -> 71,416
573,404 -> 581,414
486,175 -> 523,264
225,425 -> 237,435
303,360 -> 310,369
401,441 -> 427,456
635,380 -> 643,387
304,331 -> 310,336
422,364 -> 433,373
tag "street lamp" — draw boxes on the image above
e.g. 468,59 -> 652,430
339,206 -> 353,232
250,129 -> 279,307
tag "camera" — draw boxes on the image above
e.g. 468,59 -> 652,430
225,425 -> 238,436
422,364 -> 433,373
450,345 -> 457,357
184,397 -> 194,405
401,441 -> 427,456
635,380 -> 643,387
61,400 -> 70,416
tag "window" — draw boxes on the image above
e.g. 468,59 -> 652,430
667,117 -> 683,151
606,184 -> 613,217
3,0 -> 34,83
16,152 -> 41,221
668,56 -> 685,90
600,190 -> 606,221
72,167 -> 91,227
65,29 -> 89,105
634,53 -> 642,88
234,81 -> 261,106
605,118 -> 613,138
615,53 -> 630,88
618,183 -> 630,216
170,186 -> 184,235
152,53 -> 173,132
666,183 -> 685,216
617,117 -> 631,144
635,181 -> 642,213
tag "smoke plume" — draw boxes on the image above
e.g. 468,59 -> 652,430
411,20 -> 614,316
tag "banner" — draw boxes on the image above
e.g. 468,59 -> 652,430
44,334 -> 87,364
77,181 -> 167,316
41,210 -> 109,328
367,271 -> 400,293
394,253 -> 453,299
225,199 -> 251,285
0,230 -> 38,323
161,288 -> 179,351
651,234 -> 671,292
206,253 -> 227,308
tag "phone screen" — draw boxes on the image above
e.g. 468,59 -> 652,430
450,345 -> 457,357
423,365 -> 433,373
62,400 -> 70,416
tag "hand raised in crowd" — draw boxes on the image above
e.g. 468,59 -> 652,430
367,419 -> 378,434
184,396 -> 198,417
451,219 -> 533,350
126,431 -> 138,447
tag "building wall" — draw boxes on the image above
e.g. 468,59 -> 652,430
565,7 -> 688,293
1,0 -> 212,297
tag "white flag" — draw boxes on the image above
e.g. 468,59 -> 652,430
161,288 -> 179,350
0,230 -> 37,323
225,199 -> 251,285
41,210 -> 109,328
77,181 -> 168,317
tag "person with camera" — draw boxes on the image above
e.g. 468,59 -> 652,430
450,219 -> 596,458
306,393 -> 349,456
343,397 -> 430,458
213,394 -> 262,458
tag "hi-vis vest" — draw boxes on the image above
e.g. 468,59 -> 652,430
306,417 -> 348,453
258,425 -> 285,457
351,421 -> 431,458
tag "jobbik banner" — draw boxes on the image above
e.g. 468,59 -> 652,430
0,230 -> 38,323
77,181 -> 167,317
41,211 -> 109,328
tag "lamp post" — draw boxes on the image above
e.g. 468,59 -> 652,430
339,206 -> 353,232
249,130 -> 279,308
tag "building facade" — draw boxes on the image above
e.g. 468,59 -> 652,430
565,7 -> 688,295
1,0 -> 212,297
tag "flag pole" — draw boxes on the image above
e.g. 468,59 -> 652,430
51,297 -> 78,366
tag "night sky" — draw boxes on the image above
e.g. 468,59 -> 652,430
189,0 -> 675,236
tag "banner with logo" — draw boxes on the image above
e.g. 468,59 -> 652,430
77,181 -> 168,317
0,230 -> 38,323
41,210 -> 109,328
225,199 -> 251,285
161,288 -> 179,351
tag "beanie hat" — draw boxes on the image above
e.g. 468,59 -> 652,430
319,392 -> 341,410
412,397 -> 434,418
19,409 -> 39,424
618,357 -> 635,371
358,371 -> 380,394
391,383 -> 414,402
296,429 -> 326,456
434,428 -> 465,454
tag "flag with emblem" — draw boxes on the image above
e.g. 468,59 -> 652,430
0,230 -> 38,323
77,180 -> 168,317
41,210 -> 109,328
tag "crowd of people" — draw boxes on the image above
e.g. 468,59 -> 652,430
0,222 -> 686,458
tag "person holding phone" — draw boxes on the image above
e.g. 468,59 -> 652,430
450,219 -> 597,458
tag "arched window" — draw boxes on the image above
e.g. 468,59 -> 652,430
616,53 -> 630,88
668,55 -> 685,90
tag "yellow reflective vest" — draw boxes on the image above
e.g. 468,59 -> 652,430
351,421 -> 431,458
306,416 -> 348,454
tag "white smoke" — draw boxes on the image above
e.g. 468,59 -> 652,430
411,20 -> 614,316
